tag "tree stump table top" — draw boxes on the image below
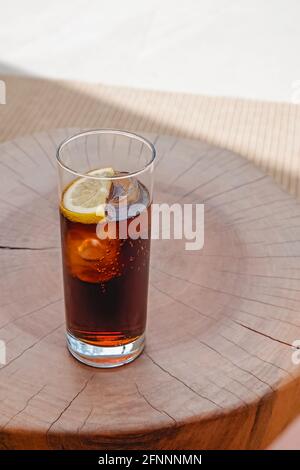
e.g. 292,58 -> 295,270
0,129 -> 300,450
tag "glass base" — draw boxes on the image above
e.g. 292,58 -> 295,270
66,332 -> 145,368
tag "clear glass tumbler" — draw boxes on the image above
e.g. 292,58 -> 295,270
56,129 -> 156,367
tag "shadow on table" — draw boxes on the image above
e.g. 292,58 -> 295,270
0,65 -> 299,198
0,66 -> 179,139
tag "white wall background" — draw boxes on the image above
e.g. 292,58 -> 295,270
0,0 -> 299,102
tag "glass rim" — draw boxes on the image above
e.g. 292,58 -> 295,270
56,128 -> 156,180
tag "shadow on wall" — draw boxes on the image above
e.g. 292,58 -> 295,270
0,66 -> 299,198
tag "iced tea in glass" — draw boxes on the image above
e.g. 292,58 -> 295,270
56,130 -> 155,367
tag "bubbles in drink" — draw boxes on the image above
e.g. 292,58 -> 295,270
65,227 -> 120,282
62,174 -> 150,284
60,171 -> 151,347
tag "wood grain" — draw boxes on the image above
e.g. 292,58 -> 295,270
0,130 -> 300,450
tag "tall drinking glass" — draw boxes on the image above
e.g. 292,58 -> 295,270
56,130 -> 156,367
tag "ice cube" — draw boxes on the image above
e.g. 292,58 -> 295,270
78,238 -> 103,261
65,227 -> 121,283
109,176 -> 140,206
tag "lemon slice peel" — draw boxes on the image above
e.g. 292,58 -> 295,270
60,167 -> 114,224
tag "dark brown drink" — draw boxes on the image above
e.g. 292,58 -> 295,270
60,178 -> 151,351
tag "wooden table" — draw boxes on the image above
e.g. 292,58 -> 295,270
0,130 -> 300,450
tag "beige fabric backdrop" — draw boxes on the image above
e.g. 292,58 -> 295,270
0,75 -> 299,197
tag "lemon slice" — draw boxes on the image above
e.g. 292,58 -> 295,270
60,168 -> 114,223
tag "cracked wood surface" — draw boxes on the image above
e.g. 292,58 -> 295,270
0,130 -> 300,449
